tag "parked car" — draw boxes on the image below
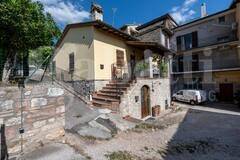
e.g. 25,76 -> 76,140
172,90 -> 207,105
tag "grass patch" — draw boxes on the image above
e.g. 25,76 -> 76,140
135,123 -> 165,130
105,151 -> 136,160
81,135 -> 97,141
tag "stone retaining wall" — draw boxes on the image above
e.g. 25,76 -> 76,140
0,83 -> 65,154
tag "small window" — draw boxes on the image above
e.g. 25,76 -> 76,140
218,16 -> 225,24
100,64 -> 104,70
69,53 -> 74,72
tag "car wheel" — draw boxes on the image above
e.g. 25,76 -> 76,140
172,97 -> 176,101
190,100 -> 195,105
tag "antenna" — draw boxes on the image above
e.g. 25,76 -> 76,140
112,8 -> 117,26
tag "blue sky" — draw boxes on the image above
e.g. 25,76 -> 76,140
35,0 -> 233,29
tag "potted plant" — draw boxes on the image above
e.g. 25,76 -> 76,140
135,62 -> 149,77
159,59 -> 168,78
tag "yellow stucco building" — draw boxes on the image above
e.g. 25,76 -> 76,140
53,20 -> 172,119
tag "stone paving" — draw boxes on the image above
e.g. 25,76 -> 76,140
22,143 -> 86,160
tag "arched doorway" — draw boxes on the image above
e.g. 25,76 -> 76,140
141,85 -> 150,118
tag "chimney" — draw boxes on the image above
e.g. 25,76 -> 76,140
201,3 -> 207,18
91,3 -> 103,21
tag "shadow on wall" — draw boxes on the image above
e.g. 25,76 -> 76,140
161,109 -> 240,160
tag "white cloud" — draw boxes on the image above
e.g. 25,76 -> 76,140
184,0 -> 197,6
34,0 -> 90,25
170,0 -> 198,24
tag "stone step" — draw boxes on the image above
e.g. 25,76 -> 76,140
100,89 -> 125,95
96,92 -> 121,99
92,100 -> 111,108
103,86 -> 128,91
106,83 -> 130,87
92,95 -> 120,102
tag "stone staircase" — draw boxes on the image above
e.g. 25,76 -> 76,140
92,80 -> 132,111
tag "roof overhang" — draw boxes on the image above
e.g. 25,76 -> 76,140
174,8 -> 235,31
126,41 -> 172,54
136,14 -> 178,30
230,0 -> 240,8
55,21 -> 138,48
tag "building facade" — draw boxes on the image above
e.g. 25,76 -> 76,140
171,1 -> 240,102
53,4 -> 173,120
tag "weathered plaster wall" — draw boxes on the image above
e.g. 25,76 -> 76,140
120,78 -> 171,119
54,26 -> 95,80
0,84 -> 65,154
93,28 -> 131,80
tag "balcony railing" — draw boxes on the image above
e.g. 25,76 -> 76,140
172,32 -> 238,52
172,47 -> 240,73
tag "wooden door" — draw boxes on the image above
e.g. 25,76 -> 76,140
219,83 -> 233,102
141,86 -> 150,118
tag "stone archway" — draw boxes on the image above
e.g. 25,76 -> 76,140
141,85 -> 151,118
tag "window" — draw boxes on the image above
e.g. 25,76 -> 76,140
184,33 -> 193,50
192,54 -> 199,71
178,56 -> 183,72
69,53 -> 74,72
177,91 -> 183,95
217,36 -> 229,42
100,64 -> 104,70
176,36 -> 182,51
176,31 -> 198,51
116,50 -> 124,67
218,16 -> 225,24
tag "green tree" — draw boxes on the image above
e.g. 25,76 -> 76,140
29,46 -> 53,67
0,0 -> 61,82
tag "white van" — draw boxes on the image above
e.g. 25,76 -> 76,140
172,90 -> 207,105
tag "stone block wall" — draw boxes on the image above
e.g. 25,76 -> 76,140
0,83 -> 65,154
120,78 -> 171,119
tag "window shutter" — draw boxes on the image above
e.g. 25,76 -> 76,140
192,31 -> 198,48
69,53 -> 74,72
176,36 -> 182,51
116,50 -> 124,67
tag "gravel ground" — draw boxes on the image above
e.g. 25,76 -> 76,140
22,143 -> 86,160
82,104 -> 240,160
20,103 -> 240,160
